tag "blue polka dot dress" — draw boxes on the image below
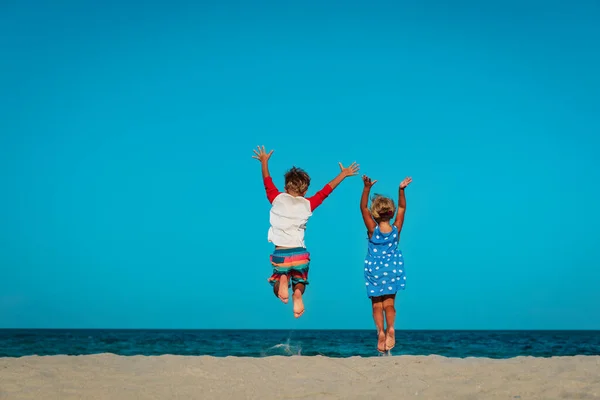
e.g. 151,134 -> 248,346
364,225 -> 406,298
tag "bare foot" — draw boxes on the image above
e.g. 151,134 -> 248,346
277,275 -> 289,303
377,330 -> 386,353
385,327 -> 395,351
292,289 -> 304,318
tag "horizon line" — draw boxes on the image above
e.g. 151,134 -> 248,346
1,328 -> 600,332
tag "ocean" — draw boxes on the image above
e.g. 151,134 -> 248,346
1,330 -> 599,358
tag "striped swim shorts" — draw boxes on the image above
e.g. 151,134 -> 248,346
268,247 -> 310,287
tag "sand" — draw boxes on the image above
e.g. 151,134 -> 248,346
0,354 -> 599,399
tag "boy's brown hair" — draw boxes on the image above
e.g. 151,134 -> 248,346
370,194 -> 396,221
284,167 -> 311,195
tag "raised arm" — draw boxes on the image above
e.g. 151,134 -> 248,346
252,145 -> 273,179
328,162 -> 360,190
307,161 -> 360,210
360,175 -> 377,233
393,176 -> 412,231
252,145 -> 279,203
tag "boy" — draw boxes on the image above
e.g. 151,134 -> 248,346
252,145 -> 359,318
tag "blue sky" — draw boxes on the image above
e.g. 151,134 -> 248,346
1,0 -> 599,329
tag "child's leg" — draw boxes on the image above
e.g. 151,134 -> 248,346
271,275 -> 289,304
270,248 -> 309,305
371,297 -> 386,352
382,294 -> 396,350
291,283 -> 305,318
289,264 -> 309,318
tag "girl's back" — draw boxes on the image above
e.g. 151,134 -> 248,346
367,224 -> 400,258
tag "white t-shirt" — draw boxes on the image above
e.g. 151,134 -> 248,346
263,177 -> 332,248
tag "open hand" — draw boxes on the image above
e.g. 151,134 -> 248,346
400,176 -> 412,189
252,145 -> 273,163
362,175 -> 377,188
339,161 -> 360,177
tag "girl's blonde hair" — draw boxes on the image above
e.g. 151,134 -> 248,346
370,194 -> 396,222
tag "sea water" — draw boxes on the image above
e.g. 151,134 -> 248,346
1,329 -> 599,358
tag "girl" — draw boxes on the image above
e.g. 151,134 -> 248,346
360,175 -> 412,353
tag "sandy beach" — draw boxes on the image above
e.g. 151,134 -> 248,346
0,354 -> 598,399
